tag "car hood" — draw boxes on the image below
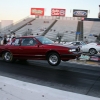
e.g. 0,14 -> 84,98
47,43 -> 78,49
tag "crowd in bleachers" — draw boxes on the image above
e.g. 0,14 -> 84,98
0,32 -> 16,45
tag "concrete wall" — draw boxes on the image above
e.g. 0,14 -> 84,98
1,20 -> 13,28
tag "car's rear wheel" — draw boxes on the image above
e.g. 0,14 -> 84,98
89,48 -> 97,55
47,52 -> 61,66
2,52 -> 14,62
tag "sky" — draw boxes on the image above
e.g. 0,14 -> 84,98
0,0 -> 100,22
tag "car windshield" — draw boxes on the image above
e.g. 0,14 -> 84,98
81,41 -> 86,45
36,36 -> 54,44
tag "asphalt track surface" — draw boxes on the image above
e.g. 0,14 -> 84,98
0,59 -> 100,98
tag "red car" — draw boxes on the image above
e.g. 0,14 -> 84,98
0,36 -> 81,66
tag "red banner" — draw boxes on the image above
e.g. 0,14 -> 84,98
51,8 -> 66,16
31,8 -> 44,16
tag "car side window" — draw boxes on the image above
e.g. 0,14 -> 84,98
72,42 -> 76,45
11,38 -> 20,46
76,42 -> 80,45
21,38 -> 37,46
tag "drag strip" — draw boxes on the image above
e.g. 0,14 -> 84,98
0,59 -> 100,98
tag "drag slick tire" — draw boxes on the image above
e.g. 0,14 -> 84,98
2,51 -> 14,62
47,52 -> 61,66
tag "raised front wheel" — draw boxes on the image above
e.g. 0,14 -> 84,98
47,53 -> 61,66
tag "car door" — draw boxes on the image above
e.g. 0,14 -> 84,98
19,37 -> 44,59
81,43 -> 90,52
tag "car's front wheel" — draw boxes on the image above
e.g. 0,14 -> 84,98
2,52 -> 14,62
47,52 -> 61,66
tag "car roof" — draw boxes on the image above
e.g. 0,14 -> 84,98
19,36 -> 43,38
72,41 -> 83,42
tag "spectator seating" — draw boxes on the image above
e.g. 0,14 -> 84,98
84,21 -> 100,42
0,17 -> 35,36
15,18 -> 55,37
45,19 -> 78,42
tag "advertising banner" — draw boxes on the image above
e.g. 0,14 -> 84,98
31,8 -> 44,16
73,9 -> 88,17
51,8 -> 66,16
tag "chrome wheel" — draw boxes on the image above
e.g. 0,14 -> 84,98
47,53 -> 61,66
49,55 -> 58,65
89,48 -> 97,55
2,52 -> 13,62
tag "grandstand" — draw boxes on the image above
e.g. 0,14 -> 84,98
84,18 -> 100,42
0,16 -> 35,36
83,21 -> 94,42
0,16 -> 100,42
45,18 -> 78,42
15,16 -> 56,37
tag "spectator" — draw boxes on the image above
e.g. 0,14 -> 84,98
50,29 -> 52,31
3,34 -> 7,44
84,36 -> 88,43
0,36 -> 3,45
94,33 -> 100,43
27,29 -> 32,35
11,32 -> 16,40
6,35 -> 11,43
